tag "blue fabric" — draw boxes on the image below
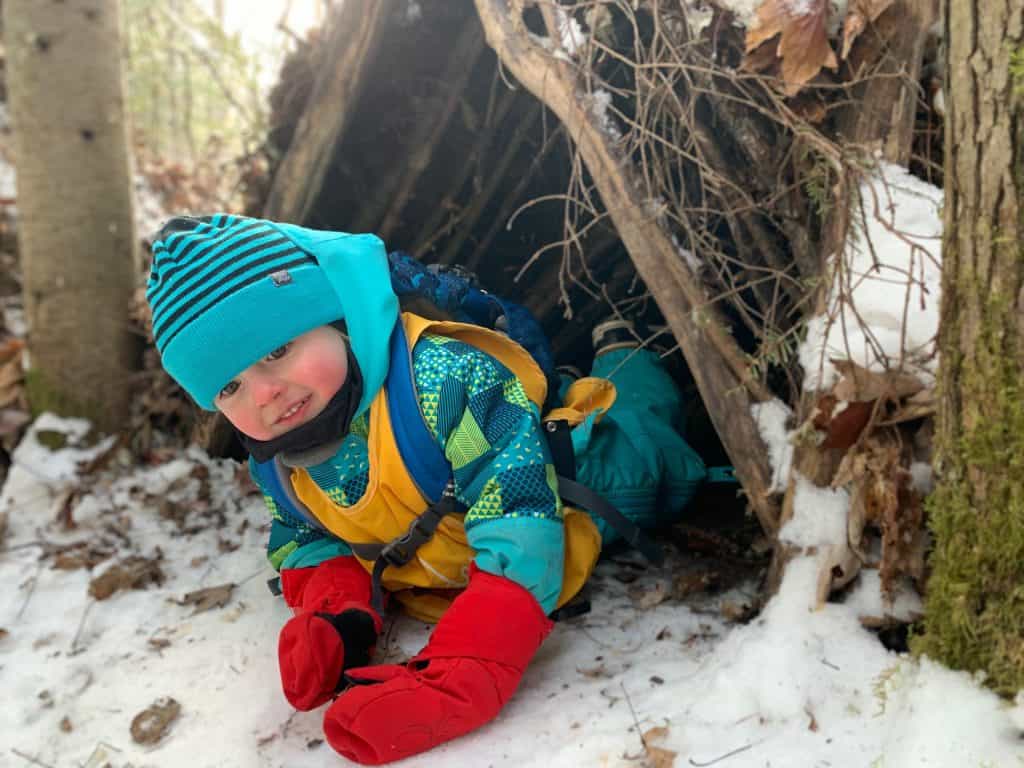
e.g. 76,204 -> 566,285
386,323 -> 450,503
281,537 -> 352,570
147,215 -> 398,413
574,348 -> 707,543
467,517 -> 565,614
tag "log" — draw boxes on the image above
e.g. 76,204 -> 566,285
473,0 -> 780,535
263,0 -> 390,223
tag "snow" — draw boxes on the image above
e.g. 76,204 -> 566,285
800,161 -> 944,391
555,7 -> 587,56
1,415 -> 1022,767
751,399 -> 794,493
779,474 -> 849,549
586,89 -> 624,142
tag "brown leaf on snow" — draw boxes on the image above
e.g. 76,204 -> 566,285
831,360 -> 924,403
88,555 -> 165,600
814,395 -> 874,451
628,580 -> 671,610
643,726 -> 677,767
745,0 -> 838,96
834,431 -> 927,593
840,0 -> 895,59
176,582 -> 235,614
130,696 -> 181,745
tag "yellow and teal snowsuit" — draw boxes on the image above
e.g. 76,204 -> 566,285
257,313 -> 707,621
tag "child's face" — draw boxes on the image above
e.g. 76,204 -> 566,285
215,326 -> 348,441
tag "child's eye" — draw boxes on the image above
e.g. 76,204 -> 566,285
265,343 -> 290,361
218,380 -> 240,399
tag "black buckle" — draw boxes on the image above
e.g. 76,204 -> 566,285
379,532 -> 417,568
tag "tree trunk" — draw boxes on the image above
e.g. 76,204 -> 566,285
911,0 -> 1024,696
3,0 -> 138,433
263,0 -> 390,223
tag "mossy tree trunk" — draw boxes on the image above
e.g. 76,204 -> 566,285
3,0 -> 138,434
911,0 -> 1024,696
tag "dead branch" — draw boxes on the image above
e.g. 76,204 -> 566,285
473,0 -> 780,534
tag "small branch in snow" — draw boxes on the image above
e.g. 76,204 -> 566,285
620,682 -> 647,754
15,561 -> 42,620
688,742 -> 754,766
70,599 -> 96,655
10,748 -> 56,768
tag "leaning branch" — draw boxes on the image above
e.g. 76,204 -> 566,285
472,0 -> 779,533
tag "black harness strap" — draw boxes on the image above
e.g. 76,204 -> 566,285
348,480 -> 461,613
556,475 -> 665,566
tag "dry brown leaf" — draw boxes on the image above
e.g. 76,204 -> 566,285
840,0 -> 895,59
629,581 -> 670,610
646,745 -> 677,768
643,726 -> 677,768
177,583 -> 235,614
130,697 -> 180,745
745,0 -> 837,95
880,388 -> 935,426
577,664 -> 612,679
831,360 -> 924,403
88,555 -> 165,600
815,396 -> 874,451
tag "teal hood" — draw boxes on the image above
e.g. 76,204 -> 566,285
147,214 -> 399,416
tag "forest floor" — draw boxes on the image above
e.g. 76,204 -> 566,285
1,414 -> 1021,768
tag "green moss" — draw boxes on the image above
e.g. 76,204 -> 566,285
911,287 -> 1024,697
24,367 -> 116,433
1010,45 -> 1024,96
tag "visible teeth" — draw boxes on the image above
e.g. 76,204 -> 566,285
281,399 -> 305,419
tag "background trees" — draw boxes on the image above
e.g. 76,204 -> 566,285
912,0 -> 1024,695
3,0 -> 138,432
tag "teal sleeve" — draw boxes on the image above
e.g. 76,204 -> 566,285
280,537 -> 352,570
413,336 -> 565,612
467,517 -> 564,614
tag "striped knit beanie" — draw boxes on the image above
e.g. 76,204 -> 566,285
147,214 -> 399,412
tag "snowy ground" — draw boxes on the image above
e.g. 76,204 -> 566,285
0,414 -> 1021,768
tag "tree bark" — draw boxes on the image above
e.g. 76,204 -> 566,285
3,0 -> 138,433
263,0 -> 390,223
912,0 -> 1024,696
473,0 -> 780,535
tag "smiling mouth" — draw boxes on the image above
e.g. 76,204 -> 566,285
275,395 -> 311,424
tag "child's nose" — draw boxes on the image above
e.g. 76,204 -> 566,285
250,374 -> 284,406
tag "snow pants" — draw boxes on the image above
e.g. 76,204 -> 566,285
565,347 -> 707,544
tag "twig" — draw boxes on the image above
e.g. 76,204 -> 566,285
620,681 -> 648,754
70,599 -> 96,654
10,748 -> 55,768
15,561 -> 43,620
688,743 -> 754,766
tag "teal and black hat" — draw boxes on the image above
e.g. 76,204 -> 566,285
147,214 -> 399,412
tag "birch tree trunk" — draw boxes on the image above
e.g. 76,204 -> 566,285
911,0 -> 1024,696
3,0 -> 138,433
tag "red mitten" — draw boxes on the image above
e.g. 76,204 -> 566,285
277,556 -> 383,711
322,566 -> 553,765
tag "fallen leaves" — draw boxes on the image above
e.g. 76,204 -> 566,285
175,582 -> 235,615
130,696 -> 181,745
744,0 -> 837,96
744,0 -> 897,96
840,0 -> 895,59
642,725 -> 677,768
88,554 -> 166,600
